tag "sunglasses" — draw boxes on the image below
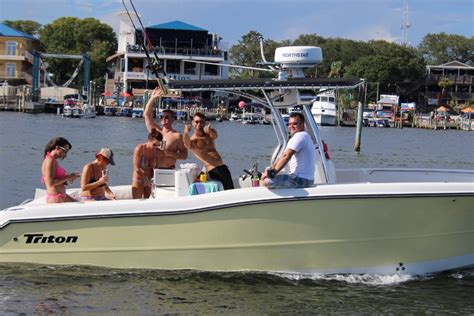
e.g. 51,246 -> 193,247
161,115 -> 173,120
58,146 -> 69,154
287,122 -> 301,126
193,120 -> 205,124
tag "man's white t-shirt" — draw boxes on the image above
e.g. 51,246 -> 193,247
285,131 -> 316,180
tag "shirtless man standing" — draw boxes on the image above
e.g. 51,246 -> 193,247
183,112 -> 234,190
144,88 -> 188,168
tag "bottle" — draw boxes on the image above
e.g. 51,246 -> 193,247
199,172 -> 207,182
251,176 -> 259,187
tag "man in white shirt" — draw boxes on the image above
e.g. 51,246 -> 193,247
261,113 -> 316,188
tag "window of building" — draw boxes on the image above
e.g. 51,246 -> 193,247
6,42 -> 17,55
204,63 -> 219,76
120,58 -> 125,72
183,62 -> 197,75
6,63 -> 16,77
127,58 -> 143,72
166,59 -> 180,74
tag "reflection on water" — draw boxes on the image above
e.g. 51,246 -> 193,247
0,112 -> 473,313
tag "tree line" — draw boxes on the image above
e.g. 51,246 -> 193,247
230,31 -> 473,105
4,19 -> 473,105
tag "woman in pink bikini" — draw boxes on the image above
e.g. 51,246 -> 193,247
132,128 -> 164,199
41,137 -> 80,203
80,147 -> 116,201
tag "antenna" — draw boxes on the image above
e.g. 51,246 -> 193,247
400,0 -> 411,46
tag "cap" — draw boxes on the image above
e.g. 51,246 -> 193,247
96,147 -> 115,165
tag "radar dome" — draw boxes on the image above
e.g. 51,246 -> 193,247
274,46 -> 323,68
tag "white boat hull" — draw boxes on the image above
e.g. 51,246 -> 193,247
313,114 -> 337,126
1,169 -> 473,275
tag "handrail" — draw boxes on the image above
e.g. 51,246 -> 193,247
262,90 -> 286,164
302,104 -> 330,183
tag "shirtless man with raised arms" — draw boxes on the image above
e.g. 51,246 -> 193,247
183,112 -> 234,190
144,88 -> 188,169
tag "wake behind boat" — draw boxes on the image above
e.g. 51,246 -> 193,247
1,39 -> 473,275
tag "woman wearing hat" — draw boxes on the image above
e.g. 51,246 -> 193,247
80,147 -> 116,201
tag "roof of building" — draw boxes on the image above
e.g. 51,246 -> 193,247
440,61 -> 472,68
147,20 -> 206,32
0,23 -> 38,40
427,60 -> 474,70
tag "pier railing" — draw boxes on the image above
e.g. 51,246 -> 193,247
414,114 -> 468,130
424,91 -> 474,100
426,74 -> 474,85
126,44 -> 226,59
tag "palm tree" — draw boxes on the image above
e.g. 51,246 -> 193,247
328,61 -> 342,78
437,78 -> 454,106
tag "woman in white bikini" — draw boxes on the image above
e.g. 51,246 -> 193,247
132,128 -> 164,199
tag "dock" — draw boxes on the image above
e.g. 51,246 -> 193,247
413,115 -> 472,130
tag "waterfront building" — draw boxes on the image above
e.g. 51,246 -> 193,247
106,14 -> 229,104
423,61 -> 474,109
0,23 -> 40,86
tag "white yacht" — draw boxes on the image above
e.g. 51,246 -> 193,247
311,91 -> 337,126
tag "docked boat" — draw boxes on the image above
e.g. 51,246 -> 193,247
103,106 -> 118,116
241,112 -> 270,125
82,103 -> 96,119
175,110 -> 188,120
62,94 -> 88,118
229,112 -> 241,121
62,105 -> 83,118
132,107 -> 144,118
311,91 -> 337,126
117,107 -> 133,117
373,110 -> 393,127
1,46 -> 473,275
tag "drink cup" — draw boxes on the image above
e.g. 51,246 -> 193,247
251,178 -> 260,187
159,140 -> 166,151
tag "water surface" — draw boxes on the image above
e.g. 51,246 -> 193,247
0,112 -> 473,314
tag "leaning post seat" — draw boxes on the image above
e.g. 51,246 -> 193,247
153,169 -> 176,187
152,168 -> 195,197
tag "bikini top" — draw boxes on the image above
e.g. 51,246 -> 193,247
88,163 -> 105,187
41,152 -> 68,184
139,145 -> 157,169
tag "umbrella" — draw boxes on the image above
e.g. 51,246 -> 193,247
101,91 -> 112,96
120,92 -> 133,97
461,107 -> 474,113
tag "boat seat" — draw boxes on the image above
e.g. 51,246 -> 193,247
153,169 -> 176,187
151,168 -> 196,197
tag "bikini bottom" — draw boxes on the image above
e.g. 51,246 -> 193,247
45,193 -> 67,203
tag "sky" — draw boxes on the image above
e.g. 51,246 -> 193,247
1,0 -> 473,49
